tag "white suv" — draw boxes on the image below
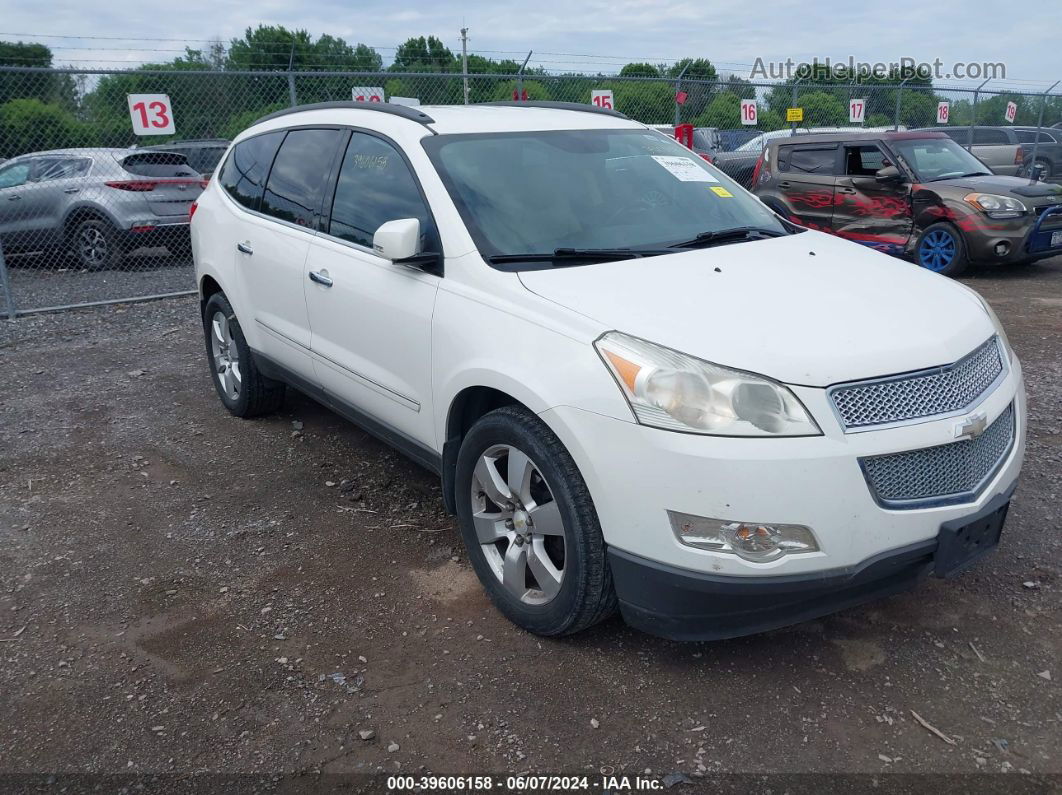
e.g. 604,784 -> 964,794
191,100 -> 1026,641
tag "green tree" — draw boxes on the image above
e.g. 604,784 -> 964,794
490,80 -> 550,102
619,63 -> 660,78
694,92 -> 741,128
391,36 -> 457,72
0,41 -> 77,109
667,58 -> 718,121
612,81 -> 674,124
797,90 -> 848,126
0,98 -> 96,158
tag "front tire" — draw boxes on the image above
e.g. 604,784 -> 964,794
455,406 -> 616,636
916,222 -> 968,277
202,292 -> 285,418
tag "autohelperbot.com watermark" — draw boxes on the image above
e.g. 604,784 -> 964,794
750,56 -> 1006,81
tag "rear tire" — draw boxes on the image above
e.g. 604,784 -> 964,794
455,406 -> 616,637
915,222 -> 968,277
71,218 -> 123,271
202,292 -> 285,418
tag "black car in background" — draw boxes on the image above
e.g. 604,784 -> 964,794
143,139 -> 231,177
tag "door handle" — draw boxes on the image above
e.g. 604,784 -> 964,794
308,270 -> 333,287
6,195 -> 20,201
837,187 -> 857,195
63,187 -> 80,194
236,241 -> 253,255
778,181 -> 791,189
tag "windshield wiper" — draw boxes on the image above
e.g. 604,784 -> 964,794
669,226 -> 787,249
485,247 -> 672,266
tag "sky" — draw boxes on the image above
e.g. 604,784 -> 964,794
1,0 -> 1060,91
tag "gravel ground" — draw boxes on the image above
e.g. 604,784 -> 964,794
0,257 -> 1059,790
4,251 -> 194,314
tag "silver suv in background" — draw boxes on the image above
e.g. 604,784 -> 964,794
0,148 -> 205,270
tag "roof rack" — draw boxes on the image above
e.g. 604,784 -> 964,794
253,101 -> 436,127
481,100 -> 628,120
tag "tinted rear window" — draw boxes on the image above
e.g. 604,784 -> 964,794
261,129 -> 342,228
121,152 -> 197,178
972,129 -> 1009,145
218,132 -> 284,212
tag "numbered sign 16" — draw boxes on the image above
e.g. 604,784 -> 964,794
352,86 -> 385,103
740,99 -> 757,126
849,98 -> 866,124
591,90 -> 614,110
936,101 -> 950,124
1004,101 -> 1017,123
128,94 -> 175,136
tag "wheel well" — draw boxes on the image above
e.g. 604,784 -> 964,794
200,275 -> 223,311
440,386 -> 524,514
63,207 -> 113,240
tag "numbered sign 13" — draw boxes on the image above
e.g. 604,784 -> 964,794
352,87 -> 385,102
128,94 -> 174,136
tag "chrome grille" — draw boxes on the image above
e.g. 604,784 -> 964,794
830,337 -> 1004,430
860,404 -> 1014,508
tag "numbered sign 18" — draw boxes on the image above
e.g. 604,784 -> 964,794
740,99 -> 757,126
352,86 -> 385,103
936,101 -> 950,124
591,90 -> 614,110
849,98 -> 866,124
128,94 -> 175,136
1004,101 -> 1017,123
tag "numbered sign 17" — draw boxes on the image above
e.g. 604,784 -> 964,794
128,94 -> 175,136
936,101 -> 950,124
352,86 -> 385,103
1004,101 -> 1017,123
591,90 -> 613,110
740,99 -> 757,126
849,98 -> 866,124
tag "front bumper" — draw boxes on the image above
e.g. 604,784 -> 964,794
539,358 -> 1025,636
608,485 -> 1014,641
964,205 -> 1062,265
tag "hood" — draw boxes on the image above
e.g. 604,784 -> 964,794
937,174 -> 1062,200
518,231 -> 994,387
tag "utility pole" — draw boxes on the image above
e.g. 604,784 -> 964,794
460,27 -> 470,105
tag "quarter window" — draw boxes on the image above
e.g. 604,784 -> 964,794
261,129 -> 342,228
218,132 -> 284,212
328,132 -> 436,250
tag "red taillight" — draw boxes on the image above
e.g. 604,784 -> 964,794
106,180 -> 157,191
1014,145 -> 1025,165
189,200 -> 198,221
751,152 -> 766,186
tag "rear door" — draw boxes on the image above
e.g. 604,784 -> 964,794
833,143 -> 913,253
969,128 -> 1018,175
773,143 -> 841,232
30,157 -> 92,246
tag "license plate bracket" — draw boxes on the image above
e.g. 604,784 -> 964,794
935,499 -> 1009,578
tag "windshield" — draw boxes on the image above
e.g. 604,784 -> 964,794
890,137 -> 991,181
423,128 -> 786,267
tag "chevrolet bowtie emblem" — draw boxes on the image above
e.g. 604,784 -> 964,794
955,412 -> 988,440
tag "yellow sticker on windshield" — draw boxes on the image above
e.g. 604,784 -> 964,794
710,186 -> 733,198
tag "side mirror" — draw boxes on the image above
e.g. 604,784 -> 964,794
875,165 -> 903,184
373,218 -> 421,261
372,217 -> 443,275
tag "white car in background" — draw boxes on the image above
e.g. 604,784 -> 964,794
190,100 -> 1025,640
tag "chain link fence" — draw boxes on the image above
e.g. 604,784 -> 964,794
1,65 -> 1060,318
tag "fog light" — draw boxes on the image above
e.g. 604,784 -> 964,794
994,242 -> 1010,257
668,511 -> 819,562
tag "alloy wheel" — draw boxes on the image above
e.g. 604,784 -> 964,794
78,226 -> 109,268
210,311 -> 242,400
470,444 -> 566,605
919,229 -> 956,272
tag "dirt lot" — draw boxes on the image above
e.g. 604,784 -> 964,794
0,257 -> 1059,789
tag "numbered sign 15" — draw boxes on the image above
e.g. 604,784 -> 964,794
1004,101 -> 1017,123
740,99 -> 757,126
849,98 -> 866,124
352,86 -> 385,103
128,94 -> 175,136
591,90 -> 614,110
936,101 -> 950,124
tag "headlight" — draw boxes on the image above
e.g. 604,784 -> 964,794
964,193 -> 1026,219
595,331 -> 820,437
